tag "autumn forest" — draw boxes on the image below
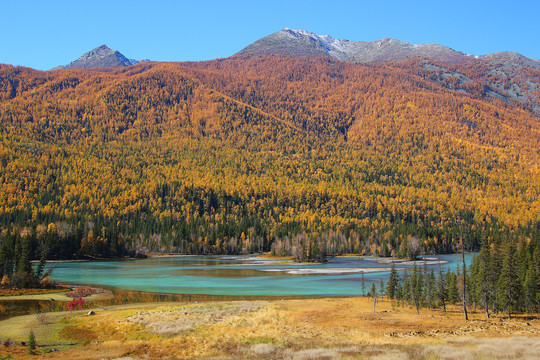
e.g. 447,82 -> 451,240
0,56 -> 539,268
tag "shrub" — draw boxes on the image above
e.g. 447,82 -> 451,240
67,297 -> 84,311
28,330 -> 36,354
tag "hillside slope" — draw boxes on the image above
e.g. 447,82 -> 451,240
0,57 -> 538,260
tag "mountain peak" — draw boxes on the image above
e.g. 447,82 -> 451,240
237,29 -> 468,64
54,45 -> 139,70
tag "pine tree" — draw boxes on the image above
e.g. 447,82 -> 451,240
425,268 -> 436,310
524,267 -> 539,312
386,263 -> 399,300
379,278 -> 385,302
28,330 -> 36,354
497,243 -> 521,319
403,274 -> 412,305
476,242 -> 493,317
35,255 -> 46,281
490,243 -> 503,312
447,268 -> 459,304
411,262 -> 423,314
370,282 -> 378,312
436,266 -> 448,312
460,238 -> 469,321
16,237 -> 33,274
0,245 -> 7,279
396,274 -> 404,306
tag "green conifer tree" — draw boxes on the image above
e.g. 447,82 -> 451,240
386,263 -> 399,300
497,243 -> 521,319
28,330 -> 36,354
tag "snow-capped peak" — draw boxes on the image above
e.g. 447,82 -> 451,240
281,28 -> 347,55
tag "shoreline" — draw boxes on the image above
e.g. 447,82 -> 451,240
0,287 -> 114,302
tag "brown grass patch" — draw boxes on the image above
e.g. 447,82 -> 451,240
58,325 -> 98,343
123,301 -> 266,336
0,288 -> 65,297
4,297 -> 538,359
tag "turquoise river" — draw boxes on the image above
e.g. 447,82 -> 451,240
48,254 -> 474,297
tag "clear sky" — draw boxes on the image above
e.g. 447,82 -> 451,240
2,0 -> 539,70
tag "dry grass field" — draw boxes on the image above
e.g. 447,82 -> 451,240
0,288 -> 113,302
0,297 -> 539,359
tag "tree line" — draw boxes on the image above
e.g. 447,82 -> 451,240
381,236 -> 540,318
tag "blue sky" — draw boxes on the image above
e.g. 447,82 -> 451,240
2,0 -> 539,70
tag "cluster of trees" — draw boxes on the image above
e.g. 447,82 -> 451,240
383,236 -> 540,318
0,56 -> 538,267
0,230 -> 52,288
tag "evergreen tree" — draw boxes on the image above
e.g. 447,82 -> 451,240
436,266 -> 448,312
425,268 -> 436,310
396,273 -> 404,306
476,242 -> 493,317
497,243 -> 521,319
386,263 -> 399,300
0,245 -> 7,279
378,278 -> 385,301
35,255 -> 47,281
524,266 -> 539,312
403,274 -> 412,305
447,267 -> 459,304
370,282 -> 378,312
16,237 -> 33,274
460,238 -> 469,321
28,330 -> 36,354
411,262 -> 423,314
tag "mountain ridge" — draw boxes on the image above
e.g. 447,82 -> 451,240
53,44 -> 139,70
236,28 -> 539,66
50,29 -> 539,71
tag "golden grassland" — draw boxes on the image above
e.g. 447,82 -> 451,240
0,288 -> 66,297
0,297 -> 538,359
0,289 -> 113,302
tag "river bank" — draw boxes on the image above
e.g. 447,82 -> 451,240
0,287 -> 113,302
0,296 -> 538,359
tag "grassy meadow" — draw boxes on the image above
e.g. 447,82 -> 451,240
0,296 -> 538,359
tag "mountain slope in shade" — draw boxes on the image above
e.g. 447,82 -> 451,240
54,45 -> 138,70
479,51 -> 540,70
236,28 -> 470,64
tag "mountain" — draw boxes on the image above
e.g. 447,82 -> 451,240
236,29 -> 540,113
0,56 -> 538,259
479,51 -> 540,70
237,28 -> 540,67
236,28 -> 470,64
54,45 -> 139,70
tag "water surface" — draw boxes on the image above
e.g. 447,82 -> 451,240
47,254 -> 473,297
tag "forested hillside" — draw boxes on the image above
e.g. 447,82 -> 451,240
0,56 -> 538,265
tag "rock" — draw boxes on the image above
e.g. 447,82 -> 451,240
88,310 -> 96,316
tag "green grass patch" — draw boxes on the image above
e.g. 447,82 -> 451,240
244,336 -> 278,345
